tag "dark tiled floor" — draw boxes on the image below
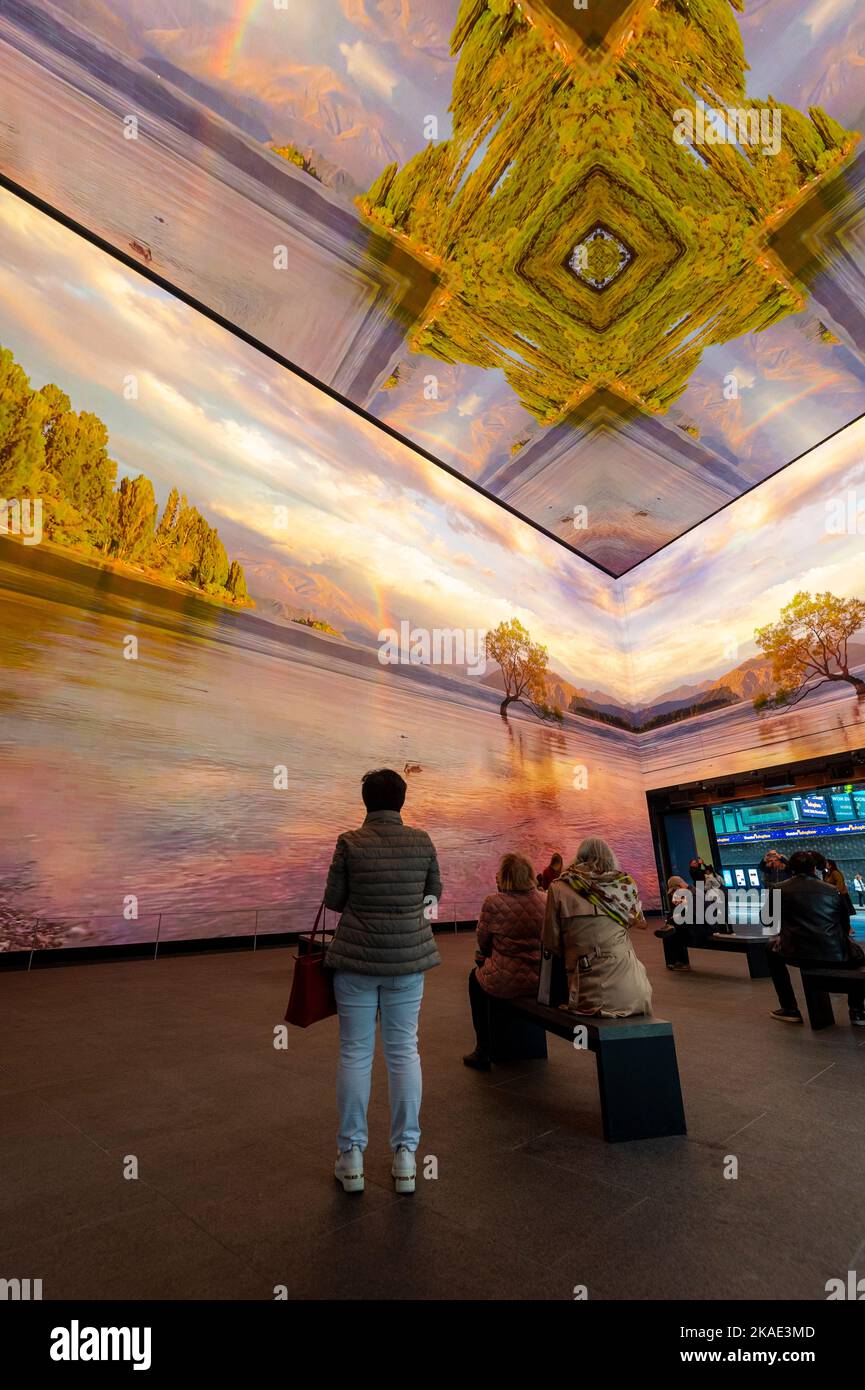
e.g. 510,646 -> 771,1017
2,931 -> 865,1300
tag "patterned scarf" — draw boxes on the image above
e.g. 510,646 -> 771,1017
557,862 -> 644,929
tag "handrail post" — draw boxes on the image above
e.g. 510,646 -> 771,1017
253,909 -> 259,950
153,912 -> 162,960
28,919 -> 37,971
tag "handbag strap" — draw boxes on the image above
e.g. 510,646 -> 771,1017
310,898 -> 327,944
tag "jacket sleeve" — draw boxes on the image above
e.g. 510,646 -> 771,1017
424,841 -> 443,908
476,897 -> 493,956
324,835 -> 349,912
542,886 -> 561,954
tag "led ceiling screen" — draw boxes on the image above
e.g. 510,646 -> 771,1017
2,0 -> 864,575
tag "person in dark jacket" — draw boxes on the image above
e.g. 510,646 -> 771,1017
324,768 -> 442,1195
767,850 -> 865,1025
759,851 -> 788,888
464,853 -> 544,1071
688,857 -> 706,885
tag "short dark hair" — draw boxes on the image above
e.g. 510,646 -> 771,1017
787,850 -> 816,876
361,768 -> 407,812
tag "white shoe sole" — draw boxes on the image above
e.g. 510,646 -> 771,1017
335,1171 -> 364,1193
393,1171 -> 416,1194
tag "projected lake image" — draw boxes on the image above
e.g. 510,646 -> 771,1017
0,545 -> 656,951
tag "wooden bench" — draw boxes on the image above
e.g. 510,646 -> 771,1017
662,930 -> 776,979
499,997 -> 687,1143
797,964 -> 865,1030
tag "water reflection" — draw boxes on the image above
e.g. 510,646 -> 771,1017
0,545 -> 656,949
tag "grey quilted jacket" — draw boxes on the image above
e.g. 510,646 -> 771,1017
324,810 -> 443,976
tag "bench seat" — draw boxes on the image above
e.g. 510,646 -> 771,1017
663,931 -> 776,978
500,997 -> 687,1143
798,963 -> 865,1030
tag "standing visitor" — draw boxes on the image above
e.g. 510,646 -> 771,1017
324,768 -> 442,1195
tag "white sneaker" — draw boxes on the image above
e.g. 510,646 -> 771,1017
391,1145 -> 416,1195
334,1145 -> 364,1193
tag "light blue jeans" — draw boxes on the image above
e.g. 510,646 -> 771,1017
333,970 -> 425,1153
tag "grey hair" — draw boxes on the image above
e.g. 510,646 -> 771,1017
575,837 -> 619,874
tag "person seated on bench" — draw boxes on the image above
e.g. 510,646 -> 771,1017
768,850 -> 865,1026
543,837 -> 652,1018
463,853 -> 544,1071
655,875 -> 693,970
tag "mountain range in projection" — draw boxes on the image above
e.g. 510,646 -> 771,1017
48,0 -> 455,194
484,643 -> 865,730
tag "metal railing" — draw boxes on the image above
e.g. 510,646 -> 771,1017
2,900 -> 481,967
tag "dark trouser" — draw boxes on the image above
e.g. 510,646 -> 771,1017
467,969 -> 547,1062
767,952 -> 865,1013
662,925 -> 692,965
468,968 -> 493,1055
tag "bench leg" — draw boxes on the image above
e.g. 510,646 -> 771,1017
745,944 -> 770,979
595,1035 -> 687,1142
801,980 -> 835,1030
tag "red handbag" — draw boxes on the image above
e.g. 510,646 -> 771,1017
284,900 -> 337,1028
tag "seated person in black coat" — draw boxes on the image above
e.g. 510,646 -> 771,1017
768,850 -> 864,1026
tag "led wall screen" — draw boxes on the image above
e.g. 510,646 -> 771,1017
2,1 -> 865,953
0,188 -> 656,951
620,418 -> 865,788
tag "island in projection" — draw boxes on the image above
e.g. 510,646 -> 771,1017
0,192 -> 654,952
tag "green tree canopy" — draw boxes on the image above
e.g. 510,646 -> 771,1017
0,341 -> 251,607
754,590 -> 865,707
0,348 -> 48,495
112,474 -> 157,560
486,617 -> 562,720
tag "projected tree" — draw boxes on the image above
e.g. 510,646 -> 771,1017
0,344 -> 250,606
753,591 -> 865,709
486,618 -> 563,721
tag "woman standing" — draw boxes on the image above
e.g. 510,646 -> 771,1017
324,768 -> 442,1196
543,837 -> 652,1017
825,859 -> 855,920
